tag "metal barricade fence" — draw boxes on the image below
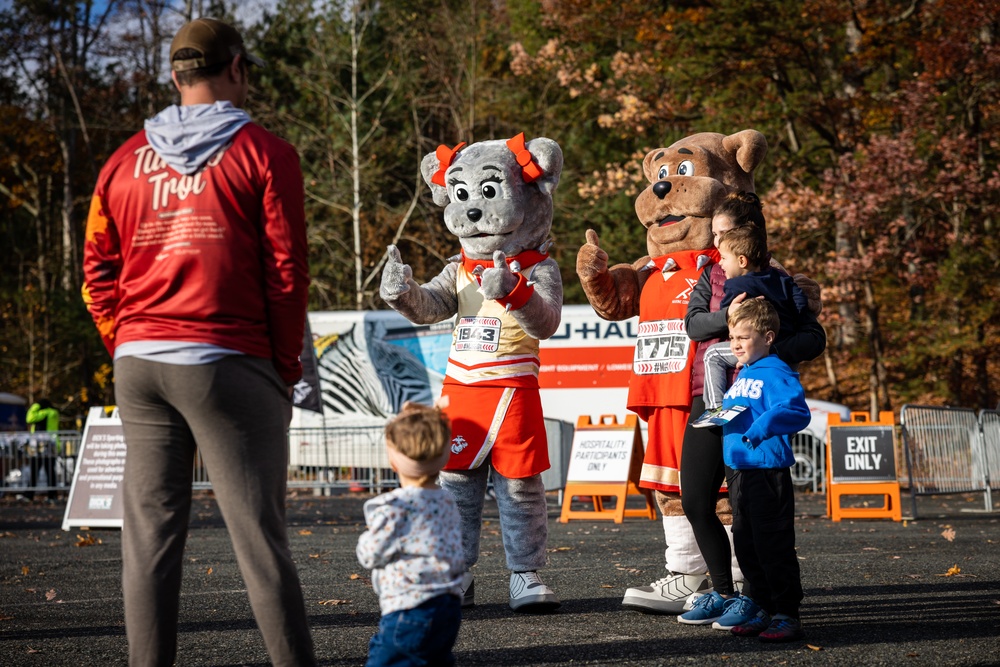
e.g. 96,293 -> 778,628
0,430 -> 83,496
790,431 -> 826,493
192,426 -> 398,493
900,405 -> 996,518
979,409 -> 1000,503
286,426 -> 397,493
29,413 -> 993,502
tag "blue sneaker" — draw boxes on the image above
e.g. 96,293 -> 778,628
712,595 -> 768,631
677,591 -> 730,625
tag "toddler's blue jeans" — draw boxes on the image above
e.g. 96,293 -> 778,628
366,594 -> 462,667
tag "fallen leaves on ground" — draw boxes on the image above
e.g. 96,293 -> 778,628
349,573 -> 361,580
298,529 -> 313,535
806,644 -> 823,651
75,533 -> 101,547
21,566 -> 29,576
318,599 -> 350,605
546,546 -> 572,552
44,589 -> 57,601
940,527 -> 956,542
206,567 -> 213,575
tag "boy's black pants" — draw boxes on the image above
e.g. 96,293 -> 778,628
728,467 -> 803,618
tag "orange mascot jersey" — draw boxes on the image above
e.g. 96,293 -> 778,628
441,254 -> 549,479
628,249 -> 719,493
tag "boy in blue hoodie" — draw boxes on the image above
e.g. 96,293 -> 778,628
711,298 -> 811,642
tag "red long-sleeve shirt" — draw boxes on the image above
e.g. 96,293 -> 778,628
82,124 -> 309,385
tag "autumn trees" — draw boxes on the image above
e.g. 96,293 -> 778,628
505,0 -> 1000,411
1,0 -> 997,419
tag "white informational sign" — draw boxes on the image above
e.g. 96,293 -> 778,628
565,428 -> 635,483
62,406 -> 126,531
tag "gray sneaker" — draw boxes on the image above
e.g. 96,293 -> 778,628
460,572 -> 475,608
509,571 -> 560,612
621,572 -> 711,614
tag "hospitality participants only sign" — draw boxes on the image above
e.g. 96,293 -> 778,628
565,429 -> 635,483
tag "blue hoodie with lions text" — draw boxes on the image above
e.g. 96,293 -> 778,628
721,354 -> 811,470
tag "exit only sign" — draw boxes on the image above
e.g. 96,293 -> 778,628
828,425 -> 897,483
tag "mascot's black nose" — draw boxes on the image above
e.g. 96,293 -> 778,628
467,208 -> 482,222
652,181 -> 672,199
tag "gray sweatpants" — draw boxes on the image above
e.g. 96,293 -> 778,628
703,341 -> 738,410
114,355 -> 316,667
439,465 -> 549,573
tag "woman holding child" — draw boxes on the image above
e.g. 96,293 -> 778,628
677,191 -> 825,641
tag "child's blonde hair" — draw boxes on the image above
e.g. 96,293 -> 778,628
718,224 -> 768,272
728,297 -> 780,338
384,402 -> 451,462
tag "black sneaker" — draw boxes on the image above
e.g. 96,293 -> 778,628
758,616 -> 805,642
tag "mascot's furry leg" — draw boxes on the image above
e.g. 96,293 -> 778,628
439,467 -> 559,612
439,467 -> 489,573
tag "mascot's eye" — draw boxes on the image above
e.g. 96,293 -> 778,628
657,165 -> 669,180
481,183 -> 498,199
676,160 -> 695,177
454,187 -> 469,201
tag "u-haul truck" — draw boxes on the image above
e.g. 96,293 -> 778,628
294,305 -> 846,488
537,305 -> 638,424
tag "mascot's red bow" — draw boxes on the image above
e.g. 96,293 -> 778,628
430,133 -> 544,187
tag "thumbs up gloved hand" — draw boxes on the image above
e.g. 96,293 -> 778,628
479,250 -> 521,302
379,244 -> 413,300
576,229 -> 609,281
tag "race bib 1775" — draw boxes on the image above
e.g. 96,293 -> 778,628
633,319 -> 689,375
455,316 -> 502,353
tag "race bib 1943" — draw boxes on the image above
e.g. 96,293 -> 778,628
455,316 -> 502,353
633,319 -> 689,375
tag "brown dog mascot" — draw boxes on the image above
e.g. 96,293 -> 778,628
577,130 -> 768,613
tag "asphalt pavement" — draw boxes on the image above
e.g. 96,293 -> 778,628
1,488 -> 999,666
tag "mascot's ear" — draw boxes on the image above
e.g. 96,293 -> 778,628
641,149 -> 662,183
421,150 -> 453,207
525,137 -> 563,196
722,129 -> 768,176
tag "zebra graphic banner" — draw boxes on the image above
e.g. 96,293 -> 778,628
298,311 -> 453,427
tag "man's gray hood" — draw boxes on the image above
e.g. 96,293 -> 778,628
144,101 -> 250,175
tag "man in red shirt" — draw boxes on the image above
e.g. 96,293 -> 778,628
82,18 -> 315,666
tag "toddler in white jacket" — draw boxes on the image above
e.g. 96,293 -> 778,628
357,401 -> 465,666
